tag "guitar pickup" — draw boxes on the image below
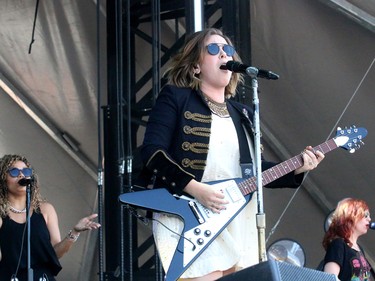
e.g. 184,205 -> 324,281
225,183 -> 244,203
188,201 -> 205,224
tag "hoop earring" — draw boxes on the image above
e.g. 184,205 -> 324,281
191,73 -> 201,89
193,72 -> 201,81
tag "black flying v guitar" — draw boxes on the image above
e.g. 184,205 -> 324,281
119,126 -> 367,281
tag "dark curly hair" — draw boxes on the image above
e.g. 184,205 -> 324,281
0,154 -> 45,218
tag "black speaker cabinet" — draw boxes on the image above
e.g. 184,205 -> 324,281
217,260 -> 337,281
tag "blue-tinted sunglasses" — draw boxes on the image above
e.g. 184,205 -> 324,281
206,43 -> 235,57
8,167 -> 33,177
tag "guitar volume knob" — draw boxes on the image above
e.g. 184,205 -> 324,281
197,238 -> 204,245
204,230 -> 212,237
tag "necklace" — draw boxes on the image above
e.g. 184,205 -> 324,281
203,93 -> 229,118
9,205 -> 27,214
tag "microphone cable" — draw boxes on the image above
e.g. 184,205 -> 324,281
126,205 -> 196,251
27,0 -> 40,54
11,215 -> 28,280
267,56 -> 375,243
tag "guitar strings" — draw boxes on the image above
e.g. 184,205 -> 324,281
126,206 -> 196,251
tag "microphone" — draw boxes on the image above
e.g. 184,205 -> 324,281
18,177 -> 33,186
370,222 -> 375,230
220,60 -> 279,80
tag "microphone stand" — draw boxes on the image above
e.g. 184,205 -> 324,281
247,70 -> 267,263
26,182 -> 33,281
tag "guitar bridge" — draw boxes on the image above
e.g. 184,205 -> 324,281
188,201 -> 205,224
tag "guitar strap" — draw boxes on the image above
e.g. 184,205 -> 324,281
227,102 -> 255,179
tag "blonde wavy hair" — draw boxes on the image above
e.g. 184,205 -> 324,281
165,28 -> 244,98
0,154 -> 45,218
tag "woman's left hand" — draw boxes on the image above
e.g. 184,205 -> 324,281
295,146 -> 325,174
73,213 -> 101,232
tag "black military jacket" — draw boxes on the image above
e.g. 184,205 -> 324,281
140,85 -> 302,195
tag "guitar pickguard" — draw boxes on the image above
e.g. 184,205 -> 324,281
180,180 -> 246,266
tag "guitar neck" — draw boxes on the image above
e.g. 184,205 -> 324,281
238,138 -> 338,196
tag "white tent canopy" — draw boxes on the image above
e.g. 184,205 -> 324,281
0,0 -> 374,280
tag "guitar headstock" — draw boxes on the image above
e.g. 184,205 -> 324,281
333,126 -> 367,153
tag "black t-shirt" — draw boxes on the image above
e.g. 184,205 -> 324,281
324,238 -> 371,281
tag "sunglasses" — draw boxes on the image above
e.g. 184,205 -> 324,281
206,43 -> 235,57
8,167 -> 33,177
364,211 -> 371,219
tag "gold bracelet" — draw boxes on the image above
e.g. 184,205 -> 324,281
67,229 -> 80,242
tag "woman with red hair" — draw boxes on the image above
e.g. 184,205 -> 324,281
323,198 -> 372,281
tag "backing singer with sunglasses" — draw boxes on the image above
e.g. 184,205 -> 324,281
0,154 -> 101,281
134,28 -> 324,280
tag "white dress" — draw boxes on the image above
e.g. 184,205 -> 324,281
153,114 -> 259,278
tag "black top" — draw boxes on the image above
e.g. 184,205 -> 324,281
0,212 -> 62,281
324,238 -> 372,281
